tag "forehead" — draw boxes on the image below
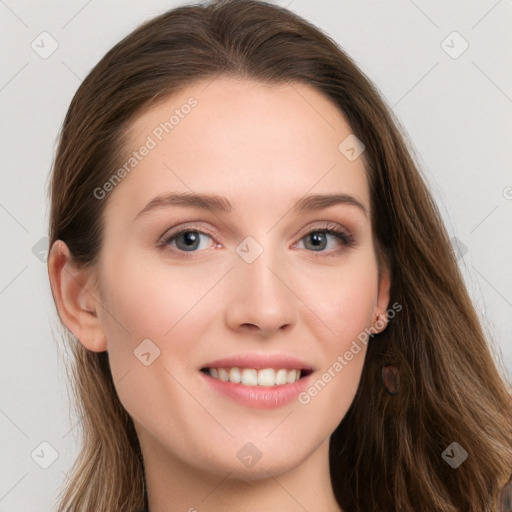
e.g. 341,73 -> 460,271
106,77 -> 370,219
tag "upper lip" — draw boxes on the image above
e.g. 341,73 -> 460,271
201,353 -> 314,371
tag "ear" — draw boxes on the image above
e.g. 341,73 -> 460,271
47,240 -> 107,352
372,266 -> 391,333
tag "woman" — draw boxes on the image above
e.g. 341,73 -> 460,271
46,0 -> 512,510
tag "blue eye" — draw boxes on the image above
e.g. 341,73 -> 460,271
164,230 -> 214,252
159,223 -> 355,257
299,228 -> 354,252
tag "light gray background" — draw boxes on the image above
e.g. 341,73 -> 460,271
1,1 -> 511,510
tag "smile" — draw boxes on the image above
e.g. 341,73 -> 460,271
200,367 -> 315,409
202,367 -> 312,386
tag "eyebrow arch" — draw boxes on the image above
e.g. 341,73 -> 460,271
134,191 -> 368,221
293,192 -> 368,218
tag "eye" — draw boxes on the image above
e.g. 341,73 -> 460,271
158,221 -> 355,258
296,224 -> 355,254
160,228 -> 216,253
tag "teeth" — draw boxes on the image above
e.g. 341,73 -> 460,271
229,367 -> 241,383
257,368 -> 275,386
241,369 -> 258,386
275,369 -> 287,385
286,369 -> 297,383
207,367 -> 302,386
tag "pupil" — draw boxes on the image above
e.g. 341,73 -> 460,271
307,232 -> 326,250
180,231 -> 199,250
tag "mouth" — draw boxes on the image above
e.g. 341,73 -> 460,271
200,367 -> 314,387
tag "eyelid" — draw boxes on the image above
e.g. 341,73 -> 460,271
158,222 -> 218,246
293,221 -> 355,251
296,221 -> 351,240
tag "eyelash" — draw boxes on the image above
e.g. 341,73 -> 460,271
158,222 -> 356,259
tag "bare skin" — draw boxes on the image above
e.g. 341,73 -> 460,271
48,76 -> 390,512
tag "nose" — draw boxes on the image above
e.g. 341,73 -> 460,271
224,243 -> 297,337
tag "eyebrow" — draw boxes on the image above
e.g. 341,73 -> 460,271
134,191 -> 368,221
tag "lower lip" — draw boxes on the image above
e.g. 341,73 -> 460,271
200,371 -> 313,409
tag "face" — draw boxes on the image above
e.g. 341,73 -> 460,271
92,77 -> 389,480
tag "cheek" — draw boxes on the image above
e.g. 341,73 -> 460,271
97,248 -> 225,369
298,255 -> 378,401
322,278 -> 376,343
95,251 -> 224,433
305,255 -> 379,347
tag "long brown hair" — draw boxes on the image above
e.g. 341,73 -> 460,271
47,1 -> 512,510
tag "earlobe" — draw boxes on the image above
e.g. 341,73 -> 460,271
47,240 -> 107,352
